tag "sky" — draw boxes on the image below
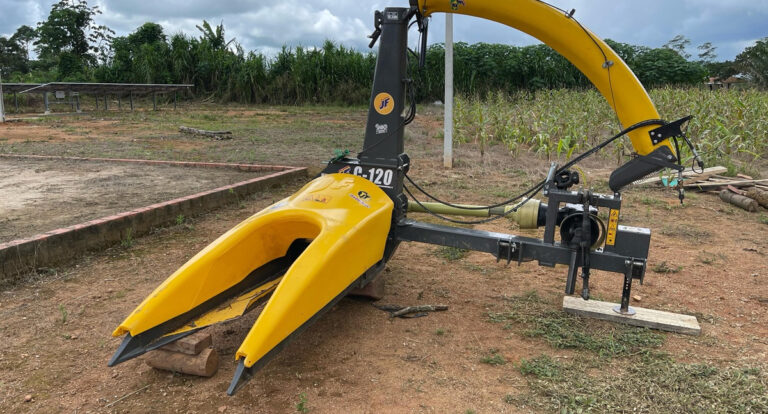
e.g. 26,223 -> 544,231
1,0 -> 766,61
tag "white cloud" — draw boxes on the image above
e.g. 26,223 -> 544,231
1,0 -> 765,60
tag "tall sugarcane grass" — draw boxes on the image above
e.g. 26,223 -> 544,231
454,87 -> 767,173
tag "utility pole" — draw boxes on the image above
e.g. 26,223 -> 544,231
0,71 -> 5,123
443,13 -> 454,168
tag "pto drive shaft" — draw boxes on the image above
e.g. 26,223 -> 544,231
406,199 -> 543,229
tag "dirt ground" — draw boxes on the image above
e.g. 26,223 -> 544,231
0,157 -> 267,242
0,107 -> 766,413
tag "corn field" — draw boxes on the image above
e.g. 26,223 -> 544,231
454,88 -> 768,173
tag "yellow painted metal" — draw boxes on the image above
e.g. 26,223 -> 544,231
606,208 -> 620,246
235,175 -> 393,367
165,277 -> 282,337
112,174 -> 393,355
417,0 -> 675,156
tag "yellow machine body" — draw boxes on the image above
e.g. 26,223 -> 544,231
417,0 -> 674,156
112,174 -> 393,368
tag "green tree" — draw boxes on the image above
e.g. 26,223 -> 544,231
664,34 -> 691,59
127,22 -> 166,47
100,22 -> 171,83
605,39 -> 650,67
697,42 -> 717,62
34,0 -> 114,78
704,60 -> 739,80
10,25 -> 36,62
736,37 -> 768,88
196,20 -> 234,51
0,36 -> 28,76
633,47 -> 706,86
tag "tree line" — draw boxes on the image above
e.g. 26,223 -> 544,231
1,0 -> 766,105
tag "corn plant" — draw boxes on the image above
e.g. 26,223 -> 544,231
455,87 -> 768,172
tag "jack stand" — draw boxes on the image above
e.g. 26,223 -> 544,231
613,259 -> 644,316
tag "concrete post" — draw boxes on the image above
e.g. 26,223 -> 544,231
44,92 -> 50,115
443,13 -> 454,168
0,72 -> 5,122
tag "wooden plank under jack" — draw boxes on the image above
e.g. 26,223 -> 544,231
562,296 -> 701,336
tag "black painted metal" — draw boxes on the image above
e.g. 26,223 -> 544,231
608,146 -> 680,192
565,250 -> 579,294
396,220 -> 644,276
620,265 -> 633,312
360,8 -> 409,163
649,115 -> 693,145
580,190 -> 592,300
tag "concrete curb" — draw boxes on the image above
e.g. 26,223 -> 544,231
0,155 -> 307,286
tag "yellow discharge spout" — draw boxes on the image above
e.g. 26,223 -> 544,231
417,0 -> 675,156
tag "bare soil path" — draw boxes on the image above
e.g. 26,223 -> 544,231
0,106 -> 766,413
0,157 -> 266,242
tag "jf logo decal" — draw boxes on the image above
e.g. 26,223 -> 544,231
373,92 -> 394,115
450,0 -> 466,11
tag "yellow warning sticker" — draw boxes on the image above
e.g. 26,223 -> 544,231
606,209 -> 619,246
373,92 -> 394,115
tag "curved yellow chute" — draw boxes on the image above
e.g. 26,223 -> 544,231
417,0 -> 673,156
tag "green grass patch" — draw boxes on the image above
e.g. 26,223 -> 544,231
480,349 -> 507,366
296,392 -> 309,413
487,290 -> 664,357
660,224 -> 711,241
519,354 -> 562,379
514,355 -> 768,413
434,246 -> 468,261
652,261 -> 682,274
